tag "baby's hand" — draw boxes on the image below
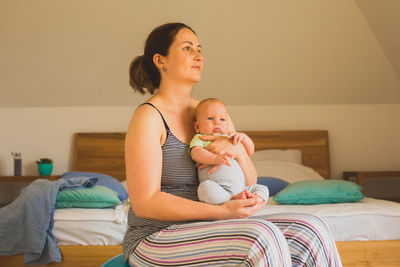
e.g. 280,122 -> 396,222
228,132 -> 246,145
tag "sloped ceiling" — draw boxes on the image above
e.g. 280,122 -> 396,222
0,0 -> 399,107
356,0 -> 400,80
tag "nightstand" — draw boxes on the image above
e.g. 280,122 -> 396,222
0,175 -> 61,182
343,171 -> 400,194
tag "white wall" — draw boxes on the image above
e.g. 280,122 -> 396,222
1,104 -> 399,179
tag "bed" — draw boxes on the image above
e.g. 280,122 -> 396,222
1,130 -> 399,267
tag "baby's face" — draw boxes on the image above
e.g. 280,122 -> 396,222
195,102 -> 229,135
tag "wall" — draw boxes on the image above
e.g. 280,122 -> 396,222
1,0 -> 400,203
1,104 -> 399,203
1,0 -> 399,107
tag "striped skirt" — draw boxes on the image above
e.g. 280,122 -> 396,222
128,213 -> 342,267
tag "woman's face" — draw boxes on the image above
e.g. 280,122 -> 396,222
163,28 -> 203,85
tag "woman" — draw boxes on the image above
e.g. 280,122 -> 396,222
123,22 -> 342,266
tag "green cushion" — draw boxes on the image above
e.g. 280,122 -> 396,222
56,185 -> 121,209
273,180 -> 364,205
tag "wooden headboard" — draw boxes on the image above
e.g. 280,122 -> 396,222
73,130 -> 330,181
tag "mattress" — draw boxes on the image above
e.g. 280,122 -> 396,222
254,197 -> 400,241
53,198 -> 400,245
53,203 -> 129,245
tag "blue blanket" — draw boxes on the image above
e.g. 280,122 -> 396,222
0,177 -> 97,265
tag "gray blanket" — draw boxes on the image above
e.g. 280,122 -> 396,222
0,177 -> 97,265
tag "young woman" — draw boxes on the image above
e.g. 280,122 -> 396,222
123,22 -> 342,266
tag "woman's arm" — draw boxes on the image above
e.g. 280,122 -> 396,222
125,105 -> 262,221
191,146 -> 231,166
229,132 -> 255,156
199,135 -> 258,186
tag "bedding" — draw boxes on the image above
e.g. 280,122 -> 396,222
55,185 -> 121,209
274,180 -> 365,204
256,176 -> 289,196
53,204 -> 129,246
51,197 -> 400,246
254,197 -> 400,242
61,172 -> 129,201
253,159 -> 325,183
2,131 -> 399,267
0,177 -> 98,265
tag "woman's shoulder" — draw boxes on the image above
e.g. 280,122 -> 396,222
127,102 -> 165,134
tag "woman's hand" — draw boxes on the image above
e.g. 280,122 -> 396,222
219,197 -> 265,219
199,135 -> 242,158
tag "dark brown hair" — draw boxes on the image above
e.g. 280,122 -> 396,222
129,23 -> 196,94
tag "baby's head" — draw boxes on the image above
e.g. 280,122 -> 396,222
194,98 -> 229,135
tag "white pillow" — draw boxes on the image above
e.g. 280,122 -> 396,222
253,160 -> 324,184
251,149 -> 302,164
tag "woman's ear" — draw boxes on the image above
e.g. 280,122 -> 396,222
153,53 -> 165,71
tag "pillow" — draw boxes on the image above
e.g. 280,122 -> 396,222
273,180 -> 365,205
253,160 -> 324,184
61,171 -> 128,201
257,177 -> 289,196
56,185 -> 121,209
121,180 -> 128,191
251,149 -> 302,164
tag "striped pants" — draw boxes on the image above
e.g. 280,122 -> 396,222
129,213 -> 342,267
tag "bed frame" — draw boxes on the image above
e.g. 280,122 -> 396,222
1,131 -> 399,267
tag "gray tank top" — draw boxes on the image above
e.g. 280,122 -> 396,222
122,103 -> 199,258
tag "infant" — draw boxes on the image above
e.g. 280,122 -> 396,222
189,98 -> 269,204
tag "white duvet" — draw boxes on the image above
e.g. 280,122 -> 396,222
53,198 -> 400,245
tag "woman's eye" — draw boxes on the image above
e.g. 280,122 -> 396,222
184,46 -> 191,51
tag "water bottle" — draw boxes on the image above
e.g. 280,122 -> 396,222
12,152 -> 22,176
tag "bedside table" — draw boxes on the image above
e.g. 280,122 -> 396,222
0,175 -> 61,182
343,171 -> 400,193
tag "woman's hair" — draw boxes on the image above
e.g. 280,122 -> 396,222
129,23 -> 196,94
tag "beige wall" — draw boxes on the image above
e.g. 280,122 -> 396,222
1,1 -> 400,202
0,0 -> 399,107
1,104 -> 399,179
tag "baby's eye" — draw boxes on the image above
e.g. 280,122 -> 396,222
220,118 -> 226,121
207,117 -> 213,121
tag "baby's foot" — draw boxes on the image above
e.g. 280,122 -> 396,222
231,191 -> 247,200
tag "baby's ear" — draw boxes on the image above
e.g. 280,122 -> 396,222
194,122 -> 200,133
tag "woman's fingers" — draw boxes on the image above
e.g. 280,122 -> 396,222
196,163 -> 210,170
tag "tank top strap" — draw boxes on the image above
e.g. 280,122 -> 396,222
139,102 -> 170,131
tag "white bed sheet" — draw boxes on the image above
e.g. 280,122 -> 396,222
53,203 -> 129,245
254,197 -> 400,241
53,198 -> 400,245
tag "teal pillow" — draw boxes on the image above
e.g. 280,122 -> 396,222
273,180 -> 364,205
56,185 -> 121,209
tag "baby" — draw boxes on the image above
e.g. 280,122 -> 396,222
190,98 -> 269,204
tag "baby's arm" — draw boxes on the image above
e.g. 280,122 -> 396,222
191,146 -> 232,166
229,132 -> 255,156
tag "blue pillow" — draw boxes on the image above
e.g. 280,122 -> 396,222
257,177 -> 289,196
61,171 -> 128,201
